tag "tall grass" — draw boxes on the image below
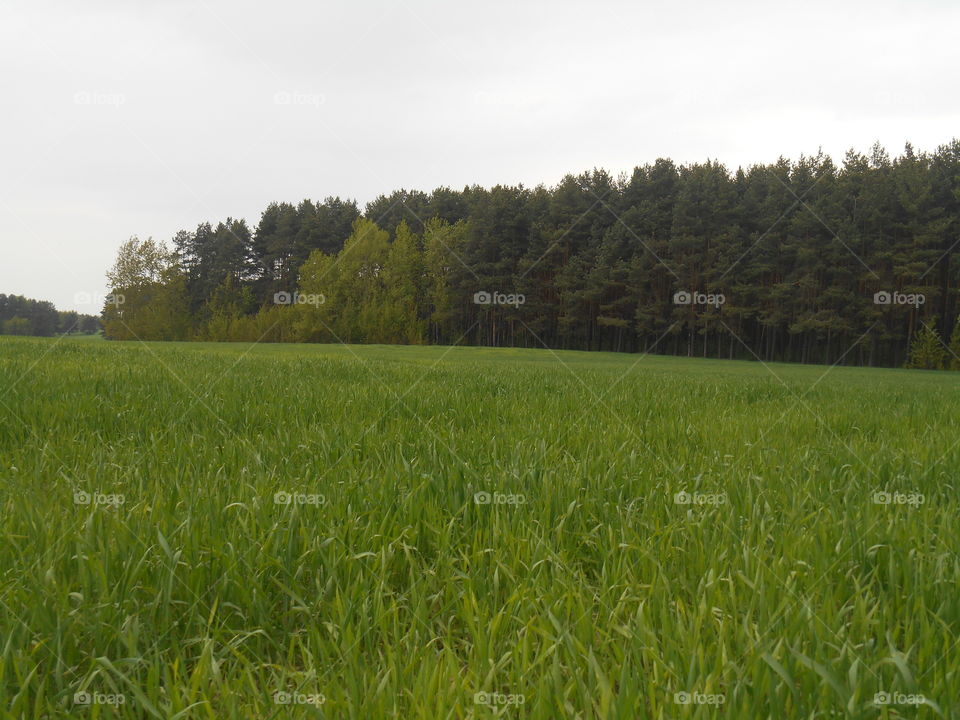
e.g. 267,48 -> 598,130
0,336 -> 958,718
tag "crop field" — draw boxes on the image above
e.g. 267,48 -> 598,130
0,335 -> 958,718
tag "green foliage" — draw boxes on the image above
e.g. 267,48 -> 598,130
422,218 -> 465,342
381,221 -> 426,344
105,140 -> 960,368
103,237 -> 190,341
204,274 -> 257,341
337,217 -> 392,342
0,294 -> 99,336
904,321 -> 946,369
295,250 -> 337,342
296,218 -> 394,343
1,316 -> 31,335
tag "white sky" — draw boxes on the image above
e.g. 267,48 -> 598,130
2,0 -> 958,312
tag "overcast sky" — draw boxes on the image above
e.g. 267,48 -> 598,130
2,0 -> 958,312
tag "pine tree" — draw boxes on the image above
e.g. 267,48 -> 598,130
904,321 -> 946,370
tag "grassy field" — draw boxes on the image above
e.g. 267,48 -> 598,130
0,335 -> 958,719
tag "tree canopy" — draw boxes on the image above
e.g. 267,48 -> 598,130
102,141 -> 960,369
0,294 -> 100,337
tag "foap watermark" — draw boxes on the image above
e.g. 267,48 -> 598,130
474,691 -> 525,707
273,691 -> 326,706
273,291 -> 324,306
273,91 -> 325,108
874,691 -> 926,706
674,490 -> 727,506
74,692 -> 126,706
474,491 -> 526,506
473,291 -> 525,308
274,491 -> 325,506
74,491 -> 125,507
673,290 -> 725,308
73,91 -> 125,108
74,291 -> 124,309
874,291 -> 924,308
873,491 -> 924,507
674,691 -> 726,706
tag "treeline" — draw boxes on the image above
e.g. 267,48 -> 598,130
0,294 -> 100,336
103,141 -> 960,368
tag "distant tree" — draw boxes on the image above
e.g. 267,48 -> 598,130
247,198 -> 359,307
904,321 -> 946,370
0,293 -> 68,336
365,189 -> 430,236
339,218 -> 391,342
204,274 -> 256,341
294,249 -> 336,342
422,218 -> 466,343
103,236 -> 189,340
2,317 -> 32,335
296,218 -> 391,343
381,221 -> 425,344
58,310 -> 80,334
79,315 -> 102,334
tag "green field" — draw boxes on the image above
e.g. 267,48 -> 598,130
1,336 -> 958,718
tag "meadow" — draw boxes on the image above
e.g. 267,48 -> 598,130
0,335 -> 958,718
